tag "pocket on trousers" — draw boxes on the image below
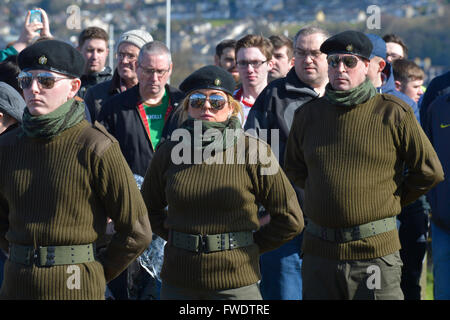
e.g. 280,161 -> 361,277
379,252 -> 403,268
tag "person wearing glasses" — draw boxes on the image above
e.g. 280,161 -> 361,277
99,40 -> 184,179
84,29 -> 153,122
141,65 -> 303,299
233,34 -> 274,126
284,31 -> 444,300
0,39 -> 152,299
93,34 -> 174,301
382,34 -> 408,63
245,26 -> 330,300
98,40 -> 183,299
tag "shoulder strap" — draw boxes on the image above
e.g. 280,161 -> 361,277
75,121 -> 116,157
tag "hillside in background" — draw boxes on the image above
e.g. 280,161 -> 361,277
1,0 -> 448,86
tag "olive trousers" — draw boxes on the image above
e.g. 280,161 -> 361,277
302,252 -> 404,300
160,282 -> 262,300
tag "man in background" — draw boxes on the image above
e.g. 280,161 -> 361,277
84,29 -> 153,121
214,39 -> 240,84
383,33 -> 408,63
268,34 -> 294,82
77,26 -> 112,99
234,34 -> 273,126
393,59 -> 425,104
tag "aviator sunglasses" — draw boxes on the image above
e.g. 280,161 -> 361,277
327,55 -> 360,69
17,71 -> 70,90
189,92 -> 228,111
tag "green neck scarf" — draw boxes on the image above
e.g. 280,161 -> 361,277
182,116 -> 242,151
22,98 -> 85,139
325,78 -> 377,107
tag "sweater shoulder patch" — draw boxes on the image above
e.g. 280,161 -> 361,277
374,94 -> 412,126
76,121 -> 116,156
380,94 -> 411,113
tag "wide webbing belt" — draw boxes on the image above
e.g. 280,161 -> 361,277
305,217 -> 397,243
170,230 -> 254,253
9,243 -> 95,267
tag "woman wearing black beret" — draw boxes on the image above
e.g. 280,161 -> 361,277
141,65 -> 304,300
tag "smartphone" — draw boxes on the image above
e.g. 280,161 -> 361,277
29,9 -> 42,23
29,9 -> 42,33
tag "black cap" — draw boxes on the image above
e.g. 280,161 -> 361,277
320,30 -> 373,60
18,40 -> 85,78
179,65 -> 236,96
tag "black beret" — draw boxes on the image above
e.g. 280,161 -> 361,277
320,30 -> 373,60
18,40 -> 85,78
179,65 -> 236,96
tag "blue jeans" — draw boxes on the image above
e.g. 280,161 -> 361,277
431,222 -> 450,300
259,233 -> 303,300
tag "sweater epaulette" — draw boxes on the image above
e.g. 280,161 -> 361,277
379,93 -> 412,113
75,121 -> 116,157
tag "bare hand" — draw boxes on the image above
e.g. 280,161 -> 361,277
38,8 -> 53,38
13,10 -> 43,52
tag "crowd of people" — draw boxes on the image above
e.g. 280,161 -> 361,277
0,8 -> 448,301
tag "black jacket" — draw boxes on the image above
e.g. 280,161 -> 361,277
244,68 -> 318,167
78,66 -> 113,99
84,69 -> 122,122
98,84 -> 184,177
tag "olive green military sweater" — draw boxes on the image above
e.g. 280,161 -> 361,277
285,94 -> 444,260
0,120 -> 151,300
141,131 -> 303,290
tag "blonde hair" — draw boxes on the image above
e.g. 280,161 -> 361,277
176,91 -> 243,126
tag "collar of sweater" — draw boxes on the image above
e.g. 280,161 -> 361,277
324,78 -> 377,107
21,98 -> 86,139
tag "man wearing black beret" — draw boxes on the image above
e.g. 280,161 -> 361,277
0,39 -> 152,299
284,30 -> 444,300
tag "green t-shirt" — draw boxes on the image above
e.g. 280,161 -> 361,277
143,91 -> 169,148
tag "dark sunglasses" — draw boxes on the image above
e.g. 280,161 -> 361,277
189,93 -> 228,111
17,71 -> 70,90
327,55 -> 360,69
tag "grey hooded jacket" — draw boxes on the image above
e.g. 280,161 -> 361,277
244,67 -> 319,167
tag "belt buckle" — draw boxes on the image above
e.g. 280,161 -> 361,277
335,229 -> 344,242
350,226 -> 361,241
34,246 -> 56,267
320,227 -> 328,241
198,234 -> 208,253
31,248 -> 39,266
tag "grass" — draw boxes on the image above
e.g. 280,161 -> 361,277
425,264 -> 434,300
